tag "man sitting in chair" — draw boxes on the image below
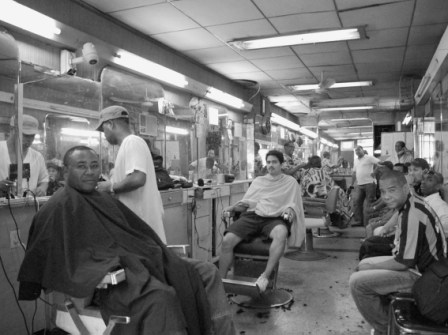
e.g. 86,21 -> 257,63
18,146 -> 235,335
219,150 -> 305,293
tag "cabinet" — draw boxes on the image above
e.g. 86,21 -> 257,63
191,198 -> 212,261
161,189 -> 191,247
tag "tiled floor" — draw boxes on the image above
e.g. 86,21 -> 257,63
231,227 -> 371,335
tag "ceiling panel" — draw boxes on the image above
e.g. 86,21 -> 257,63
81,0 -> 164,13
339,1 -> 414,30
352,47 -> 405,64
250,56 -> 304,71
265,68 -> 315,81
309,64 -> 358,78
152,28 -> 223,51
111,3 -> 199,35
237,47 -> 296,60
172,0 -> 263,26
183,46 -> 244,64
207,60 -> 261,74
292,41 -> 350,55
413,0 -> 448,26
408,24 -> 447,46
226,71 -> 274,82
335,0 -> 406,11
270,12 -> 341,34
300,50 -> 352,67
253,0 -> 335,17
207,19 -> 277,42
349,27 -> 408,50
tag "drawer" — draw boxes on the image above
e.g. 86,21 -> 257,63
203,185 -> 230,199
161,190 -> 183,206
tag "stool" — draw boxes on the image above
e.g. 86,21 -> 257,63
223,237 -> 293,308
388,293 -> 448,334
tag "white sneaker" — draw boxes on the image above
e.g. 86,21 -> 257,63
255,275 -> 269,294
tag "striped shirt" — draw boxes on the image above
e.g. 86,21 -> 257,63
392,193 -> 446,272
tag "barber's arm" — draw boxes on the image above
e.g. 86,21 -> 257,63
97,170 -> 146,194
35,182 -> 48,197
356,257 -> 408,271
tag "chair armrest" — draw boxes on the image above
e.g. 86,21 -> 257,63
97,268 -> 126,288
167,244 -> 190,257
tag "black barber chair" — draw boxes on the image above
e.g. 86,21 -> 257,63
388,293 -> 448,334
284,187 -> 339,261
221,210 -> 293,308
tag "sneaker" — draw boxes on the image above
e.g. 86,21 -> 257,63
255,275 -> 269,294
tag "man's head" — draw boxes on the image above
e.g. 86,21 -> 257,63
283,141 -> 295,156
379,170 -> 410,210
420,171 -> 444,197
308,155 -> 322,168
322,151 -> 330,159
10,114 -> 39,151
374,161 -> 393,178
393,163 -> 408,174
408,158 -> 430,184
395,141 -> 406,155
265,150 -> 284,177
95,106 -> 130,145
63,146 -> 100,193
46,159 -> 62,181
207,149 -> 215,158
355,145 -> 365,158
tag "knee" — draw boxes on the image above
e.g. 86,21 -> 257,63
221,234 -> 238,252
271,226 -> 288,242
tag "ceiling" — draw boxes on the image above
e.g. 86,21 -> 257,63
78,0 -> 448,141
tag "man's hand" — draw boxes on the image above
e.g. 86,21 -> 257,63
97,180 -> 113,193
0,179 -> 14,193
34,186 -> 46,197
282,207 -> 295,223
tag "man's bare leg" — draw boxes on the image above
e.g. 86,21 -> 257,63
219,232 -> 242,278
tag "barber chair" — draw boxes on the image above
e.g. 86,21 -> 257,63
50,245 -> 189,334
284,187 -> 339,261
388,293 -> 448,334
221,210 -> 293,308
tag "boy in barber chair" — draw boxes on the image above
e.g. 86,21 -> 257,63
219,150 -> 306,293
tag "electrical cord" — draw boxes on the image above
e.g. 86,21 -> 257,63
192,197 -> 211,253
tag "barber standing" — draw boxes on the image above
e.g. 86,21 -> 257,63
0,114 -> 48,197
96,106 -> 166,243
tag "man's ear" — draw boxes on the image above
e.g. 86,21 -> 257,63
62,166 -> 69,180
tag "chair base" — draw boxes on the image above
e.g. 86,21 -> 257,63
229,289 -> 293,308
313,227 -> 341,238
284,249 -> 328,261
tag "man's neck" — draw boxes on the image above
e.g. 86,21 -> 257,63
116,130 -> 131,146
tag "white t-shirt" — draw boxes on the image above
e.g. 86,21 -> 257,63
112,135 -> 166,243
0,141 -> 49,193
353,155 -> 379,185
425,192 -> 448,236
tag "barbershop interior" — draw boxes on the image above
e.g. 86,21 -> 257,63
2,1 -> 448,334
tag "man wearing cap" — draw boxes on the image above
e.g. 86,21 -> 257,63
96,106 -> 166,243
0,114 -> 48,197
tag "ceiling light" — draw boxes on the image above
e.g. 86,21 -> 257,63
330,118 -> 371,122
316,106 -> 374,111
61,128 -> 98,138
298,127 -> 318,139
114,50 -> 188,88
289,81 -> 373,91
271,113 -> 300,131
275,101 -> 301,107
166,126 -> 189,135
1,0 -> 61,39
228,27 -> 364,50
205,87 -> 244,109
402,112 -> 412,125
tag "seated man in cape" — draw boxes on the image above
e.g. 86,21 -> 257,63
18,146 -> 235,335
219,150 -> 305,293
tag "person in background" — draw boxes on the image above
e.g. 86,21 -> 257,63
300,155 -> 332,198
46,158 -> 64,196
96,106 -> 166,243
321,151 -> 343,174
407,158 -> 430,196
351,145 -> 380,226
0,114 -> 48,197
254,141 -> 264,177
189,149 -> 220,179
282,141 -> 306,181
394,141 -> 413,164
393,163 -> 408,174
350,170 -> 446,335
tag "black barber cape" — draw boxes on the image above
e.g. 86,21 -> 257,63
18,185 -> 211,335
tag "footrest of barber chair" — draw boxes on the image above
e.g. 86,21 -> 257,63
313,227 -> 341,238
222,275 -> 258,297
284,227 -> 328,261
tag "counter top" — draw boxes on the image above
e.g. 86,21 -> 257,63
0,196 -> 50,208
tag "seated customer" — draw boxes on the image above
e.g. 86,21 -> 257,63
407,158 -> 430,195
219,150 -> 305,293
18,146 -> 235,335
420,170 -> 448,236
349,170 -> 446,335
46,158 -> 64,196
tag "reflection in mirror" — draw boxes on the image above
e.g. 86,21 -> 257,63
433,99 -> 448,180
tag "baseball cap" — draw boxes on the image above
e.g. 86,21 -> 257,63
95,105 -> 129,131
10,114 -> 39,135
410,158 -> 430,170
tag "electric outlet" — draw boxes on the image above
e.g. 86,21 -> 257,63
10,229 -> 21,249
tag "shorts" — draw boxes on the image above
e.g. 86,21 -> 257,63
226,211 -> 291,241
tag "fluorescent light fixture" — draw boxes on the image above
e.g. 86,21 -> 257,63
271,113 -> 300,131
1,0 -> 61,39
275,101 -> 301,108
298,127 -> 318,139
289,81 -> 372,91
320,138 -> 335,147
229,27 -> 364,50
330,118 -> 371,122
316,106 -> 374,112
402,112 -> 412,125
166,126 -> 189,135
205,87 -> 244,109
61,128 -> 98,138
114,50 -> 188,88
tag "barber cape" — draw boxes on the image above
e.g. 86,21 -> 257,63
241,173 -> 306,247
18,186 -> 211,335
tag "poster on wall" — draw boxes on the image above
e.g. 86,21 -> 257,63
234,122 -> 242,138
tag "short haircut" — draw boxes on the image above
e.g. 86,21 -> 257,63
395,141 -> 405,148
266,150 -> 284,164
379,170 -> 408,187
308,155 -> 322,168
394,163 -> 408,174
425,170 -> 444,185
284,141 -> 295,149
322,151 -> 330,158
410,158 -> 430,170
380,160 -> 394,170
63,146 -> 98,167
